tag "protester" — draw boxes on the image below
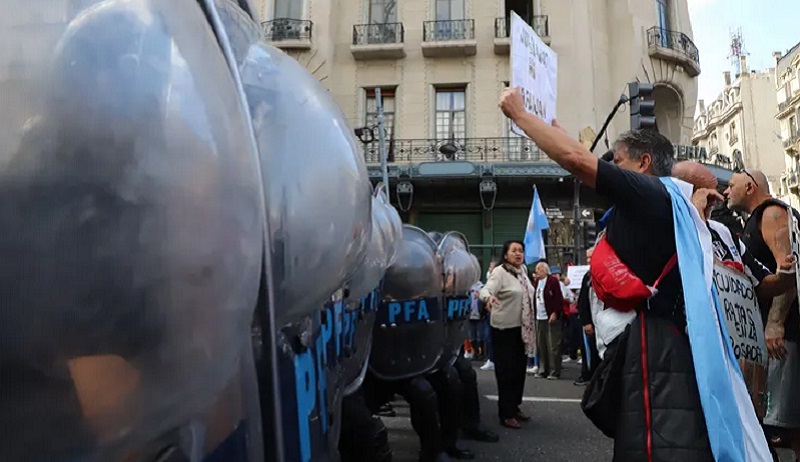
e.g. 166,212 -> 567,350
500,87 -> 731,460
480,241 -> 533,429
466,279 -> 485,360
532,262 -> 564,379
480,259 -> 499,372
724,168 -> 800,459
575,254 -> 601,386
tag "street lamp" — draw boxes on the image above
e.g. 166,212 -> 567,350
396,179 -> 413,212
479,173 -> 497,210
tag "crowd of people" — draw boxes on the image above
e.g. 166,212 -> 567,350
463,87 -> 800,461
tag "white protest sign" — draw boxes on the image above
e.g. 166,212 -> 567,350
713,262 -> 767,365
510,11 -> 558,136
566,265 -> 589,290
713,262 -> 768,417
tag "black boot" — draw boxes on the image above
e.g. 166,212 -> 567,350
462,426 -> 499,443
445,445 -> 475,460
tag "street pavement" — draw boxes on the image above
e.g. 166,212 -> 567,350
384,359 -> 613,461
384,359 -> 797,461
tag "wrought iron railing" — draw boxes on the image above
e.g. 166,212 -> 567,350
262,18 -> 313,41
494,16 -> 549,39
361,139 -> 731,170
646,26 -> 700,67
784,133 -> 800,149
353,23 -> 404,45
787,170 -> 799,188
362,137 -> 544,163
423,19 -> 475,42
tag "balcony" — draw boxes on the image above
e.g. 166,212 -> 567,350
784,133 -> 800,152
787,170 -> 800,190
494,16 -> 550,54
646,27 -> 701,77
777,94 -> 800,117
362,137 -> 545,164
351,23 -> 405,60
262,19 -> 313,50
421,19 -> 477,58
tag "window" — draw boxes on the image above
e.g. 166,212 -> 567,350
435,88 -> 466,143
365,88 -> 396,141
790,116 -> 798,138
656,0 -> 670,30
274,0 -> 304,19
369,0 -> 397,23
436,0 -> 465,21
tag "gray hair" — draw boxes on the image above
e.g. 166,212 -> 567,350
613,129 -> 675,177
535,262 -> 550,274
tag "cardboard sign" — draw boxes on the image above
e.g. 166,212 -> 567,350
510,11 -> 557,136
566,265 -> 589,290
713,261 -> 767,418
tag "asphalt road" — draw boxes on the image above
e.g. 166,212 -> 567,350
384,359 -> 613,462
384,359 -> 797,462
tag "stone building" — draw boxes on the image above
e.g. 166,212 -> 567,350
775,43 -> 800,209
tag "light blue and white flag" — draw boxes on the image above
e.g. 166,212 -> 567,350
524,186 -> 549,264
661,177 -> 771,462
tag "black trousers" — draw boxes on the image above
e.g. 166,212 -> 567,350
580,330 -> 602,381
453,355 -> 481,430
491,326 -> 527,420
427,364 -> 463,449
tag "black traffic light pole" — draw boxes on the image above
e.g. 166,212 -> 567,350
573,82 -> 656,262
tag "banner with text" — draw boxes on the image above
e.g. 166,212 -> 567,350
566,265 -> 589,290
510,11 -> 558,136
713,262 -> 767,418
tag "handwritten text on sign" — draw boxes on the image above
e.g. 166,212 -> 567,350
510,11 -> 557,135
713,263 -> 767,365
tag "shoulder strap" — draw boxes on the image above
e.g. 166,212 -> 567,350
652,254 -> 678,289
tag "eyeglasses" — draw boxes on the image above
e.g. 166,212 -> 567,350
734,167 -> 758,186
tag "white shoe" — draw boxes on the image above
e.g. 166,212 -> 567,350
562,356 -> 572,363
526,366 -> 536,375
464,351 -> 473,360
576,358 -> 583,365
480,360 -> 495,371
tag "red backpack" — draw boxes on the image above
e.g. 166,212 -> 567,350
590,235 -> 677,312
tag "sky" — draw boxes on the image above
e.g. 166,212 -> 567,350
688,0 -> 800,104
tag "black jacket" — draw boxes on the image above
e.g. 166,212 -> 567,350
613,312 -> 713,462
578,272 -> 592,327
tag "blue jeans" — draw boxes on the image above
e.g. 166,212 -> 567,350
482,317 -> 494,362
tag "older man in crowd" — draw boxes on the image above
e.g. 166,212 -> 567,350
532,262 -> 564,380
499,87 -> 717,460
724,168 -> 800,460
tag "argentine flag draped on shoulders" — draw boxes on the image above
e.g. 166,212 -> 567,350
660,177 -> 770,462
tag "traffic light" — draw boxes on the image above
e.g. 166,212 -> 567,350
583,221 -> 598,247
629,82 -> 657,131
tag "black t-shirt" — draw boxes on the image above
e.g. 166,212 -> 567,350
595,161 -> 684,322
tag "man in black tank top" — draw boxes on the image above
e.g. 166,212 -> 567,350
725,169 -> 800,458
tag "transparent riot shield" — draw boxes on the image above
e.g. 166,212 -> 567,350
342,188 -> 403,394
226,7 -> 376,460
0,0 -> 265,460
437,232 -> 482,366
370,225 -> 447,381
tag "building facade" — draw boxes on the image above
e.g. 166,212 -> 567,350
258,0 -> 714,267
775,43 -> 800,209
692,56 -> 784,188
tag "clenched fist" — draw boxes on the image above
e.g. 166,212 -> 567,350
499,87 -> 526,120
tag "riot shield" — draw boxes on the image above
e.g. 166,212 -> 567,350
0,1 -> 265,460
228,10 -> 377,461
370,225 -> 447,381
342,189 -> 403,394
438,233 -> 482,366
